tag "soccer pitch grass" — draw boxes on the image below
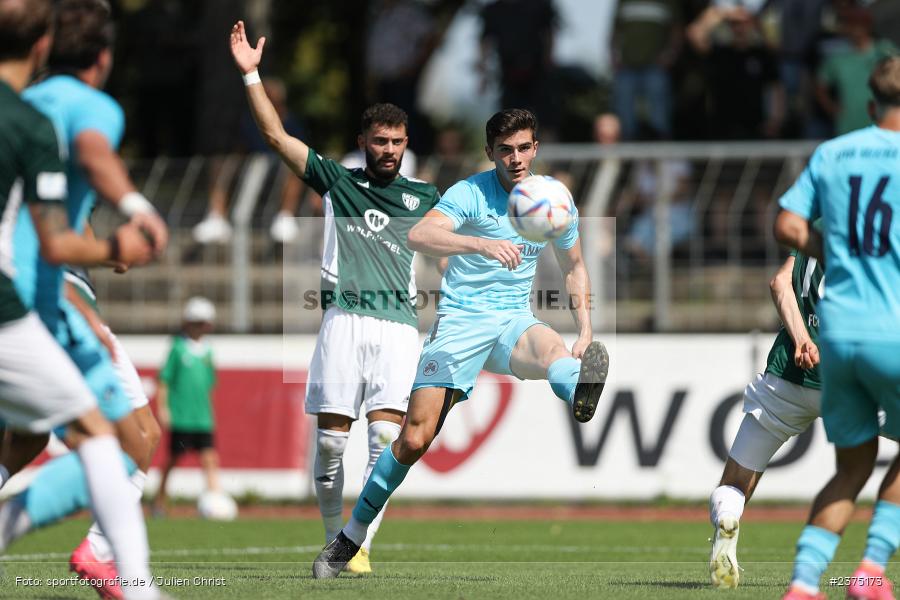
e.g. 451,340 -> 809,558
0,515 -> 881,599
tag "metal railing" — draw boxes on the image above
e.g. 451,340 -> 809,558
88,141 -> 818,334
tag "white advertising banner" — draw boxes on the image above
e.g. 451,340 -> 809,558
111,334 -> 896,501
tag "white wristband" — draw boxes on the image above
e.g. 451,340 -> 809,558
119,192 -> 156,217
243,70 -> 261,86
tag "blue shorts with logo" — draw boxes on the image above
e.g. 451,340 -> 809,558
820,337 -> 900,448
412,308 -> 544,400
50,299 -> 132,424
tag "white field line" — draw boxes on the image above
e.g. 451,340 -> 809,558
2,543 -> 738,563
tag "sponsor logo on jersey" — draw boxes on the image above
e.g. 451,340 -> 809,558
423,360 -> 438,376
402,193 -> 420,211
364,209 -> 390,232
355,180 -> 370,189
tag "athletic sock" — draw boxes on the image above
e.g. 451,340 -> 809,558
345,446 -> 410,546
20,448 -> 135,527
314,429 -> 349,544
78,436 -> 155,596
548,356 -> 580,404
863,500 -> 900,569
709,485 -> 746,526
790,525 -> 841,592
362,421 -> 401,552
87,469 -> 147,563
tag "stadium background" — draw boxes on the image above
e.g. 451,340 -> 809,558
8,2 -> 900,595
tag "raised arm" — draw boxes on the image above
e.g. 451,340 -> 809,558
553,240 -> 593,358
407,209 -> 523,270
230,20 -> 310,177
769,255 -> 818,369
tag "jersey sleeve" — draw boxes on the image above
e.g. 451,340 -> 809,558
302,149 -> 348,196
70,92 -> 125,150
22,114 -> 67,205
553,207 -> 580,250
779,148 -> 822,220
159,341 -> 180,385
434,180 -> 478,230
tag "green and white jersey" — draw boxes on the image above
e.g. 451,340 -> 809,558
303,149 -> 439,328
0,81 -> 67,325
765,250 -> 824,389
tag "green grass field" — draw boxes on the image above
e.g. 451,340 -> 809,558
0,515 -> 883,599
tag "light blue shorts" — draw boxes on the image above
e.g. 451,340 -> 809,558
820,337 -> 900,448
51,299 -> 132,423
412,309 -> 544,400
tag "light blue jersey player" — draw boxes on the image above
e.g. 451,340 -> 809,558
15,74 -> 132,422
313,109 -> 611,578
776,57 -> 900,600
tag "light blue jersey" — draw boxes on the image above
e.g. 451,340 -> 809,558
436,169 -> 579,312
14,75 -> 124,322
12,75 -> 130,424
779,126 -> 900,343
413,169 -> 580,399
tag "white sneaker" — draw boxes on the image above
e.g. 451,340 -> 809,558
709,514 -> 740,588
192,213 -> 232,244
270,211 -> 299,243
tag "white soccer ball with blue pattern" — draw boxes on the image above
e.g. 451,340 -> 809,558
508,175 -> 576,242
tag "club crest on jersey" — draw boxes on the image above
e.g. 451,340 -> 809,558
402,193 -> 420,211
423,360 -> 438,376
364,209 -> 390,232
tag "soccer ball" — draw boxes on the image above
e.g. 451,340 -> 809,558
507,175 -> 576,242
197,490 -> 238,521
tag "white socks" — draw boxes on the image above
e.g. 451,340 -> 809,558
314,429 -> 349,544
362,421 -> 401,551
87,469 -> 148,562
709,484 -> 746,526
0,496 -> 30,551
78,436 -> 154,597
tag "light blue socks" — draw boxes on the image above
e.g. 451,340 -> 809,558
791,525 -> 841,592
350,446 -> 410,527
22,450 -> 137,527
548,356 -> 580,404
864,500 -> 900,568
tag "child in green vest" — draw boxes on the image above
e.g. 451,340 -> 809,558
152,297 -> 219,516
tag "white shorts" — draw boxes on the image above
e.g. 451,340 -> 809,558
742,372 -> 821,443
106,326 -> 149,410
305,306 -> 420,419
0,313 -> 96,433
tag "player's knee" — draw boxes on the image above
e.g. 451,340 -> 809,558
316,429 -> 349,460
396,430 -> 431,463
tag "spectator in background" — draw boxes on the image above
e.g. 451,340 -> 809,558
611,0 -> 682,140
816,5 -> 898,136
479,0 -> 557,130
152,297 -> 220,516
593,112 -> 622,145
193,77 -> 315,244
688,5 -> 785,139
623,159 -> 695,261
417,124 -> 469,194
772,0 -> 829,138
365,0 -> 437,154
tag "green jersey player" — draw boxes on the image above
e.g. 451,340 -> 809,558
230,20 -> 439,574
708,249 -> 825,589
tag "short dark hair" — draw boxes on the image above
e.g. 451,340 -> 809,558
870,56 -> 900,108
0,0 -> 53,61
48,0 -> 113,72
361,103 -> 408,134
486,108 -> 538,147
